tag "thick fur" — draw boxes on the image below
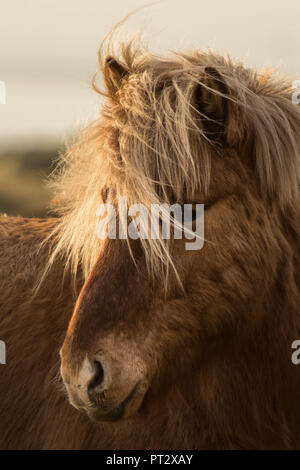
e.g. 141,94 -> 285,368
0,40 -> 300,449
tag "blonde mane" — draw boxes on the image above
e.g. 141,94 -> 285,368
45,36 -> 300,287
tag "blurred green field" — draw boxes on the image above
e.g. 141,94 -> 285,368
0,148 -> 61,217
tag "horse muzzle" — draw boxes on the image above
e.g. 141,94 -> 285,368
60,350 -> 148,422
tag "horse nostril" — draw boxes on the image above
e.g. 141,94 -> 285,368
88,360 -> 105,399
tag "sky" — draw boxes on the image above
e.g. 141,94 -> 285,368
0,0 -> 299,150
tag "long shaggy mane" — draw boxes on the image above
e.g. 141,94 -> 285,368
45,34 -> 300,286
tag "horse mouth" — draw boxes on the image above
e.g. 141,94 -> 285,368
86,382 -> 142,422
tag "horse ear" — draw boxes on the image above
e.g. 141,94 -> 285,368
195,66 -> 240,146
104,57 -> 129,96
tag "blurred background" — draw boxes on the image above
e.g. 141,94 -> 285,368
0,0 -> 299,217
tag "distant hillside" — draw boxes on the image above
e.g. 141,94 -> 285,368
0,147 -> 61,217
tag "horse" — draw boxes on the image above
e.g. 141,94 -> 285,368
0,39 -> 299,449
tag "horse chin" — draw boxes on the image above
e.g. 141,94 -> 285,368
86,381 -> 147,423
87,407 -> 125,423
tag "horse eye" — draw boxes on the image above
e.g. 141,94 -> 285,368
186,203 -> 210,221
191,206 -> 198,220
